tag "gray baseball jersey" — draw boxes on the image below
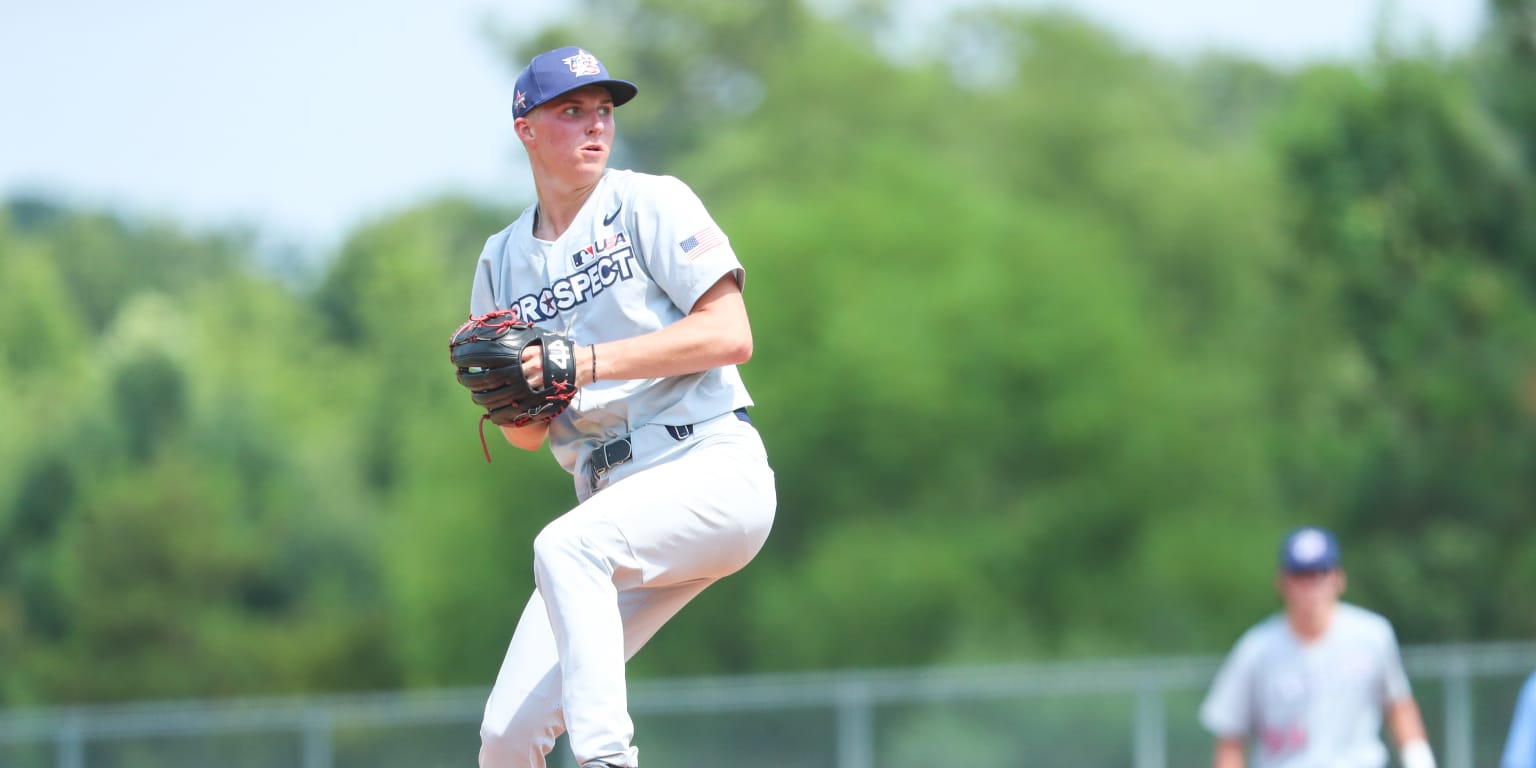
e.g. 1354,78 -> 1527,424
1200,602 -> 1414,768
468,168 -> 752,474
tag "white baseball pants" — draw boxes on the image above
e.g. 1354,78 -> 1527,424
479,414 -> 775,768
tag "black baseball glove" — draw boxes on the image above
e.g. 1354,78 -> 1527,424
449,310 -> 578,457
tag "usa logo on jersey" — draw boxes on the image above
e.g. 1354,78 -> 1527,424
510,234 -> 640,323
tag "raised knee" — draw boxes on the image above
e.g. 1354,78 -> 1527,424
531,521 -> 580,564
532,519 -> 607,570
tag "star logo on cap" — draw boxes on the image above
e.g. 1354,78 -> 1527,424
563,50 -> 602,76
513,89 -> 527,112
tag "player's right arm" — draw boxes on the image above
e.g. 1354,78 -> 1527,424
581,274 -> 751,381
1202,626 -> 1266,768
1213,737 -> 1246,768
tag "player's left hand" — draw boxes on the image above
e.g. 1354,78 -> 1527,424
448,310 -> 579,428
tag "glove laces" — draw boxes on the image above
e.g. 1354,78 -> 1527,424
478,413 -> 494,463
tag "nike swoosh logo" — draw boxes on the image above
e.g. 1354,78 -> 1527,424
602,202 -> 622,226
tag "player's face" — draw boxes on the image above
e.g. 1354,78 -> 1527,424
1278,568 -> 1345,614
519,86 -> 616,184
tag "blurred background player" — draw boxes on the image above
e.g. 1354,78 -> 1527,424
1503,665 -> 1536,768
1199,526 -> 1436,768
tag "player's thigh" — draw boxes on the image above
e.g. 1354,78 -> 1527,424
618,578 -> 714,659
590,440 -> 774,588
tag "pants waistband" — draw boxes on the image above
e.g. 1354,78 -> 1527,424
663,407 -> 751,440
585,408 -> 752,482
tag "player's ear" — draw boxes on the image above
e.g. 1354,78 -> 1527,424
514,117 -> 535,142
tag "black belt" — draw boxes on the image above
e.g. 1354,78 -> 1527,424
664,407 -> 751,440
588,408 -> 751,480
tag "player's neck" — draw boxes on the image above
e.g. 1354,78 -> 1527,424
532,173 -> 603,240
1287,606 -> 1335,643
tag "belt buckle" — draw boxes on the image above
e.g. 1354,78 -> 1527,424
589,436 -> 633,480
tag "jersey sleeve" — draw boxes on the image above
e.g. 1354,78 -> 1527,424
1201,630 -> 1260,739
468,229 -> 510,316
1501,671 -> 1536,768
469,258 -> 496,316
1378,619 -> 1414,704
630,174 -> 746,313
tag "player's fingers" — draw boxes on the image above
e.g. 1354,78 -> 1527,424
521,346 -> 544,389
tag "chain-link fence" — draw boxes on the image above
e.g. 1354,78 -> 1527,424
2,642 -> 1532,768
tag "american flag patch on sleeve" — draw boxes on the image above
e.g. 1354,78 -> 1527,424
679,226 -> 725,260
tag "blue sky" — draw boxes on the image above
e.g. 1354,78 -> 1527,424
0,0 -> 1485,253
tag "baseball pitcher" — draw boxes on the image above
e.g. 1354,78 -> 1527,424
449,47 -> 776,768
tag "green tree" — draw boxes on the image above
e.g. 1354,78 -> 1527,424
4,0 -> 1535,708
1268,52 -> 1536,641
493,0 -> 810,171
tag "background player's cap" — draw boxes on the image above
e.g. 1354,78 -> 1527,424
1279,526 -> 1341,573
512,47 -> 638,119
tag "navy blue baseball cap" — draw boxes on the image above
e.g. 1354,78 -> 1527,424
1279,526 -> 1341,573
512,47 -> 638,119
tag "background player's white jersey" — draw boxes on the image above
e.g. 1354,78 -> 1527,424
469,168 -> 753,473
1200,603 -> 1414,768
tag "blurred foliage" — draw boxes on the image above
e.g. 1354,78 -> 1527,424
1,0 -> 1534,705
